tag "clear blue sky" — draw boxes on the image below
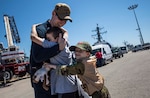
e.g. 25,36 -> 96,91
0,0 -> 150,57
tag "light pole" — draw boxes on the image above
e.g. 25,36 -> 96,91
128,4 -> 144,45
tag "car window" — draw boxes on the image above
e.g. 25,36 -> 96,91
103,48 -> 106,54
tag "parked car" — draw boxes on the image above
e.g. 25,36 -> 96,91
132,44 -> 143,52
120,46 -> 128,54
112,48 -> 124,59
142,43 -> 150,50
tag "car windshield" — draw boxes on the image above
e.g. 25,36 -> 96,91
112,48 -> 119,53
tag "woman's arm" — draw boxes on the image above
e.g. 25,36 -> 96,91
30,24 -> 57,48
30,24 -> 43,46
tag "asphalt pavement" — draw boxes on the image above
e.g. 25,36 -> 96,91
98,50 -> 150,98
0,49 -> 150,98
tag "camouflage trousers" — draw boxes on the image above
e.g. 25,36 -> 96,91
92,85 -> 111,98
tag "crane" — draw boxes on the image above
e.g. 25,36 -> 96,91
1,15 -> 24,61
0,15 -> 29,81
3,15 -> 20,47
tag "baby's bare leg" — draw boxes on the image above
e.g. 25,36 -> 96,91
42,74 -> 49,91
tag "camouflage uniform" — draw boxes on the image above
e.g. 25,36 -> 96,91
56,58 -> 110,98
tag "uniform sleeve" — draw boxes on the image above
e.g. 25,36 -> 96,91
56,62 -> 85,75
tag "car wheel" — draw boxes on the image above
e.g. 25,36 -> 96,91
4,68 -> 13,81
111,58 -> 113,62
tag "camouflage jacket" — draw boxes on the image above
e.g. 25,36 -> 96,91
56,57 -> 104,95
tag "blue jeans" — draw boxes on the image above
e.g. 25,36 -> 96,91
96,58 -> 103,67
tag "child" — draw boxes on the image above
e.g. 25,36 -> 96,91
31,25 -> 78,97
47,41 -> 111,98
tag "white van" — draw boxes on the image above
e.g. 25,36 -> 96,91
91,44 -> 113,65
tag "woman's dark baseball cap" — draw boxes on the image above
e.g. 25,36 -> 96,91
69,41 -> 92,53
54,3 -> 72,22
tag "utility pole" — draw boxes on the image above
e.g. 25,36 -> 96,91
123,40 -> 128,52
128,4 -> 144,45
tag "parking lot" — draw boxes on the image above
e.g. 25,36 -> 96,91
0,49 -> 150,98
98,49 -> 150,98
